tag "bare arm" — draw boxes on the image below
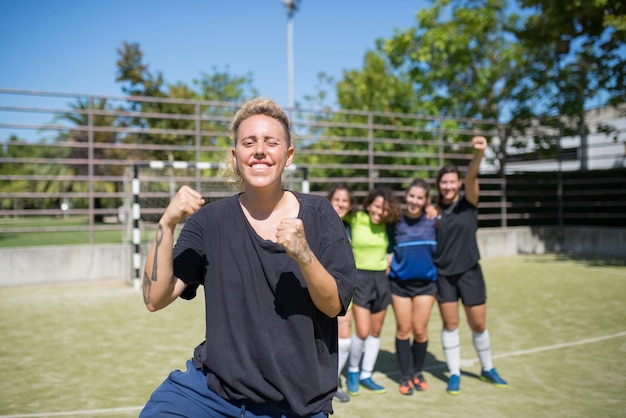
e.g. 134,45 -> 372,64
424,204 -> 438,219
143,185 -> 205,312
464,136 -> 487,206
276,218 -> 342,317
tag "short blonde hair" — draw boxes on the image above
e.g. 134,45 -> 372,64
230,97 -> 292,147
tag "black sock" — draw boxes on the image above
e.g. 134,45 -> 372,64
412,339 -> 428,375
396,338 -> 412,380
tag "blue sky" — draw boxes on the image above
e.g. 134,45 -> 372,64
0,0 -> 428,108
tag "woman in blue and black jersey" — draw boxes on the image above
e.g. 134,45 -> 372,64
387,178 -> 438,396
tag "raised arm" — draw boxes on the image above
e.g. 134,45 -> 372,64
142,185 -> 204,312
464,136 -> 487,206
275,218 -> 343,317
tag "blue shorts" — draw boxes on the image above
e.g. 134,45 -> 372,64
139,360 -> 328,418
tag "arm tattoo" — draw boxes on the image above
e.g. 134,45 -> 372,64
151,224 -> 163,282
142,270 -> 151,305
142,224 -> 164,305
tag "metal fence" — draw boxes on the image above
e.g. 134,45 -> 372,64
1,88 -> 624,245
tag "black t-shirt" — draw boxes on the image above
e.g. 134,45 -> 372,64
172,191 -> 357,416
434,195 -> 481,276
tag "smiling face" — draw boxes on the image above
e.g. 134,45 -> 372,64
438,172 -> 462,204
231,114 -> 294,191
330,188 -> 352,219
367,195 -> 388,225
405,185 -> 428,217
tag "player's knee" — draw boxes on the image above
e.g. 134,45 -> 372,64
442,322 -> 458,331
470,323 -> 486,333
396,328 -> 411,340
414,329 -> 428,342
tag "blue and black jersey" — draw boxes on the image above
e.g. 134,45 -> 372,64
387,213 -> 437,282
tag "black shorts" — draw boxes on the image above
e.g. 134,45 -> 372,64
436,263 -> 487,306
389,279 -> 437,298
353,270 -> 392,313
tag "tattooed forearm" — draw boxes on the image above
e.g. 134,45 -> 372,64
143,223 -> 176,306
143,224 -> 164,306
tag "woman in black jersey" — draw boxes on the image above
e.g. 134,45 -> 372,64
139,98 -> 357,417
434,136 -> 508,395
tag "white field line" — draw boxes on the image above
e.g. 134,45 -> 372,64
456,330 -> 626,369
1,331 -> 625,418
488,258 -> 626,277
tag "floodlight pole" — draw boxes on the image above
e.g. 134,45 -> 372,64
282,0 -> 299,114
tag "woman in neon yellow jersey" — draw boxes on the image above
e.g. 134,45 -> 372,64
345,187 -> 401,396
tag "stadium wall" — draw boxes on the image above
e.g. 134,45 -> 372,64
0,227 -> 624,287
0,244 -> 131,287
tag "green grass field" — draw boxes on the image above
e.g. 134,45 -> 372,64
1,254 -> 625,418
0,217 -> 126,247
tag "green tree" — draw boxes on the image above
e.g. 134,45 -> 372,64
380,0 -> 516,122
315,0 -> 509,181
115,42 -> 257,164
0,134 -> 74,210
299,51 -> 435,190
332,0 -> 623,174
52,98 -> 125,216
513,0 -> 625,169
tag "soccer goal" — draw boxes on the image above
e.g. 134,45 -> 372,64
129,161 -> 308,290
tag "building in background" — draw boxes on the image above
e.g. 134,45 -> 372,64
482,104 -> 626,174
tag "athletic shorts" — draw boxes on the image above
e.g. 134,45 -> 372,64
436,263 -> 487,306
139,360 -> 328,418
389,279 -> 437,298
352,269 -> 392,313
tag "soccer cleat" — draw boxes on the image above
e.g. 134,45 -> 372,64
399,379 -> 413,396
347,371 -> 360,396
359,377 -> 387,394
446,374 -> 460,395
333,387 -> 350,403
412,372 -> 428,391
480,368 -> 508,388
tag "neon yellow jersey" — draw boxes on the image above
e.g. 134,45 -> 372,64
348,211 -> 389,271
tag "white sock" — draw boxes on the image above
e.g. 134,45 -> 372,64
348,334 -> 364,372
473,329 -> 493,371
441,328 -> 461,376
360,336 -> 380,380
338,337 -> 351,376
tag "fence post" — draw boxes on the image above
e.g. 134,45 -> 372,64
499,125 -> 507,228
438,117 -> 444,168
195,102 -> 202,192
368,112 -> 375,190
88,97 -> 95,244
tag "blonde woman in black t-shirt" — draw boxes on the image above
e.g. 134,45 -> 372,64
434,136 -> 508,395
139,98 -> 357,417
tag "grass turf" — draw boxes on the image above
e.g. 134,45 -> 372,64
0,217 -> 126,247
0,254 -> 625,417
